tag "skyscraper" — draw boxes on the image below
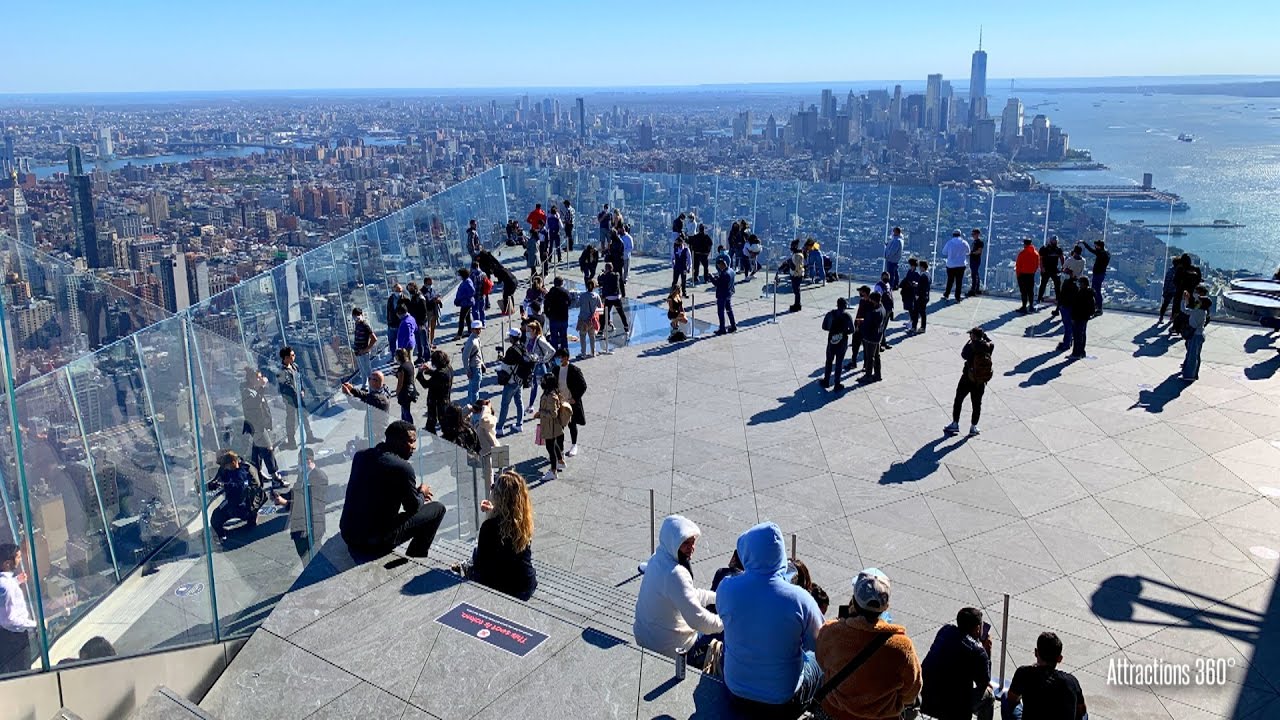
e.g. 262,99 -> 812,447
67,146 -> 104,268
1,132 -> 15,176
575,98 -> 586,139
1001,98 -> 1024,149
969,32 -> 988,125
925,74 -> 942,131
820,89 -> 836,122
8,178 -> 35,245
158,248 -> 190,313
97,127 -> 114,159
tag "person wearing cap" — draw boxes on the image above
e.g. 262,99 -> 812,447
716,522 -> 824,714
920,607 -> 994,720
1015,239 -> 1040,313
821,297 -> 855,391
461,320 -> 486,405
1003,632 -> 1087,720
633,515 -> 723,667
942,230 -> 970,302
814,568 -> 922,720
1038,236 -> 1063,308
1080,239 -> 1109,316
496,329 -> 529,435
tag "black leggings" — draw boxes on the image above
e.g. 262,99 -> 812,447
546,433 -> 564,468
604,299 -> 629,330
953,374 -> 985,425
1018,273 -> 1035,308
1039,272 -> 1061,302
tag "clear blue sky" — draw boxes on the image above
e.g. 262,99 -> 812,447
5,0 -> 1275,93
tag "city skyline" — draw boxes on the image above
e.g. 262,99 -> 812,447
3,0 -> 1277,93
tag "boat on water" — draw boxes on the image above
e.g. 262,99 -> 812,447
1177,133 -> 1194,142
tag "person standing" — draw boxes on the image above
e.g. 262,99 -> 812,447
418,349 -> 453,434
945,328 -> 994,437
0,542 -> 37,675
900,258 -> 920,333
349,307 -> 377,389
537,374 -> 572,482
394,303 -> 417,362
859,292 -> 886,382
597,203 -> 612,245
1064,244 -> 1086,282
405,283 -> 429,362
913,261 -> 932,334
712,258 -> 737,335
466,218 -> 482,259
575,279 -> 602,359
670,237 -> 691,297
1070,276 -> 1095,359
745,233 -> 763,279
554,347 -> 587,458
421,276 -> 444,346
241,367 -> 282,486
821,297 -> 855,391
546,205 -> 563,266
461,320 -> 486,405
524,229 -> 540,278
544,276 -> 573,351
942,231 -> 969,302
278,346 -> 319,449
966,228 -> 985,297
526,203 -> 546,235
386,282 -> 406,359
471,399 -> 500,488
1015,239 -> 1040,313
874,272 -> 895,351
789,240 -> 805,312
727,221 -> 744,270
339,421 -> 446,559
496,329 -> 529,436
689,223 -> 713,284
341,371 -> 391,446
619,225 -> 635,295
452,268 -> 476,341
1081,239 -> 1109,316
1038,235 -> 1064,308
599,263 -> 630,334
884,226 -> 905,289
392,348 -> 416,425
562,199 -> 576,255
1181,290 -> 1210,381
1056,271 -> 1077,352
523,321 -> 556,412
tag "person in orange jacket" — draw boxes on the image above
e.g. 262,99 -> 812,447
1015,238 -> 1041,313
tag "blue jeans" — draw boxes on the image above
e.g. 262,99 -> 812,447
472,302 -> 486,323
1183,333 -> 1204,379
1092,270 -> 1106,310
717,296 -> 736,330
885,261 -> 899,289
466,371 -> 482,405
497,382 -> 524,431
549,320 -> 569,351
807,251 -> 823,282
1059,306 -> 1074,347
528,363 -> 547,408
414,327 -> 428,360
969,257 -> 982,293
355,352 -> 373,387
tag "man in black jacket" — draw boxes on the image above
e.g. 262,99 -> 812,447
544,276 -> 573,351
339,421 -> 446,558
821,297 -> 855,391
554,347 -> 588,457
1080,240 -> 1110,316
405,282 -> 430,362
240,367 -> 281,486
386,283 -> 406,358
921,607 -> 994,720
688,223 -> 714,284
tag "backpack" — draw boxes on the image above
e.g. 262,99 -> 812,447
479,275 -> 494,296
969,349 -> 994,384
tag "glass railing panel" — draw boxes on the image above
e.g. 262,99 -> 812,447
678,173 -> 717,238
884,185 -> 940,286
0,393 -> 49,676
987,191 -> 1053,298
938,187 -> 994,295
714,176 -> 759,265
230,272 -> 286,366
633,172 -> 678,257
571,169 -> 612,251
752,177 -> 798,263
299,243 -> 357,389
271,260 -> 332,411
796,180 -> 842,283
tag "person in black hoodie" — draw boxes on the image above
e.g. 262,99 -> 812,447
821,297 -> 855,391
544,276 -> 573,351
475,251 -> 519,318
578,244 -> 600,286
417,349 -> 453,434
463,470 -> 537,600
1080,239 -> 1110,316
599,263 -> 630,333
1070,276 -> 1095,359
339,420 -> 445,558
945,328 -> 994,436
405,282 -> 430,363
921,607 -> 994,720
386,283 -> 406,358
689,223 -> 714,284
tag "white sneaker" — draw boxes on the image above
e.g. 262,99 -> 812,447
969,424 -> 981,436
539,470 -> 556,482
944,422 -> 960,435
566,444 -> 579,457
556,463 -> 566,473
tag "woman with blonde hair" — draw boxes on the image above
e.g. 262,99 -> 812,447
468,470 -> 537,600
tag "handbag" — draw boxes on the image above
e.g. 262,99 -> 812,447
807,632 -> 891,713
534,424 -> 544,446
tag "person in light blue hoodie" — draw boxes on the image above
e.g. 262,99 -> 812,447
716,522 -> 824,715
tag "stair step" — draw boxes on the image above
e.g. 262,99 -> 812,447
127,687 -> 218,720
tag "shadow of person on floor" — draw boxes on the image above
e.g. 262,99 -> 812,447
1020,357 -> 1076,388
1132,322 -> 1180,358
1245,353 -> 1280,380
1004,348 -> 1062,378
880,435 -> 968,485
747,382 -> 835,426
1127,374 -> 1188,414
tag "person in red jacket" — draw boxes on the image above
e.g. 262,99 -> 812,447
1015,238 -> 1041,313
526,203 -> 547,233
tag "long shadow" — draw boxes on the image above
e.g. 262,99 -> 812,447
1022,314 -> 1061,339
1020,357 -> 1075,388
1005,348 -> 1062,378
880,436 -> 969,485
638,335 -> 710,359
746,382 -> 836,426
1089,574 -> 1280,718
1132,322 -> 1180,358
1128,374 -> 1189,414
977,308 -> 1028,334
1245,353 -> 1280,380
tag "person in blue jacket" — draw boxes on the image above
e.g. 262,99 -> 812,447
716,522 -> 824,716
452,267 -> 476,341
712,258 -> 738,335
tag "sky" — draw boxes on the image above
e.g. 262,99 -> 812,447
4,0 -> 1277,94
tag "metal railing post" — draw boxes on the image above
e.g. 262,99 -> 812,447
998,592 -> 1011,690
790,533 -> 797,563
649,489 -> 656,555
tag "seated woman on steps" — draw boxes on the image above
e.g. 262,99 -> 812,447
459,470 -> 537,600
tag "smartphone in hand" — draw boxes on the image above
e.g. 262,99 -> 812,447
982,621 -> 991,641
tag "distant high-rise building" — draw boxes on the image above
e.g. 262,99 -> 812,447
1031,114 -> 1051,152
925,74 -> 942,131
637,122 -> 654,150
1,132 -> 15,176
974,118 -> 997,153
889,85 -> 904,132
8,180 -> 35,245
67,146 -> 104,268
733,111 -> 753,140
575,98 -> 586,139
969,32 -> 988,125
820,89 -> 836,122
158,248 -> 190,313
97,127 -> 114,159
1001,98 -> 1024,149
765,114 -> 778,142
186,254 -> 210,305
148,192 -> 170,224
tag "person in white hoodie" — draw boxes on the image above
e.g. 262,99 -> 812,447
634,515 -> 724,667
942,230 -> 970,302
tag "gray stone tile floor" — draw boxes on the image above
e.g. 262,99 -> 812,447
201,254 -> 1280,719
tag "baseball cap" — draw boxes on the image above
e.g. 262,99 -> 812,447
852,568 -> 891,614
470,320 -> 484,330
507,328 -> 521,338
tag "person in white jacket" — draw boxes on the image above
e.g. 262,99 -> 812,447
942,230 -> 970,302
633,515 -> 723,666
471,400 -> 500,489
